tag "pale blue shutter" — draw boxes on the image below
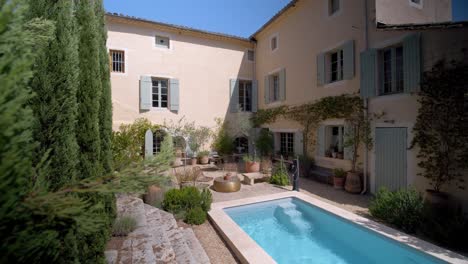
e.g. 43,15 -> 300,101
229,79 -> 239,113
343,40 -> 355,80
360,49 -> 377,98
252,80 -> 258,112
375,128 -> 407,191
403,33 -> 421,93
145,129 -> 153,158
317,53 -> 325,85
294,132 -> 303,156
140,76 -> 152,111
264,75 -> 270,104
343,124 -> 354,160
169,79 -> 179,111
279,68 -> 286,101
316,126 -> 325,156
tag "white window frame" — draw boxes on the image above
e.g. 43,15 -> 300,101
153,130 -> 165,154
323,125 -> 345,159
151,77 -> 169,109
379,45 -> 404,96
247,49 -> 255,62
238,80 -> 253,112
328,48 -> 344,83
155,35 -> 170,49
280,132 -> 294,156
409,0 -> 423,9
270,33 -> 279,52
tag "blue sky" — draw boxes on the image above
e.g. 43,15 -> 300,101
104,0 -> 468,38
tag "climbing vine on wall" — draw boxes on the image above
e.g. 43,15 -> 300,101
251,95 -> 366,157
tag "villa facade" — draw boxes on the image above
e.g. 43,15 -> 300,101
106,0 -> 468,207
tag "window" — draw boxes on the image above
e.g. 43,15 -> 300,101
238,80 -> 252,112
234,137 -> 249,154
152,78 -> 168,108
110,50 -> 125,73
329,49 -> 344,82
271,36 -> 278,51
269,74 -> 280,102
247,50 -> 255,62
409,0 -> 423,8
153,131 -> 165,154
155,35 -> 170,48
280,133 -> 294,156
324,125 -> 345,159
329,0 -> 340,16
380,46 -> 404,95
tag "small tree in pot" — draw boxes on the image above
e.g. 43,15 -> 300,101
411,60 -> 467,206
188,126 -> 211,165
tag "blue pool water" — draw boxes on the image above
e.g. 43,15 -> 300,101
225,198 -> 446,264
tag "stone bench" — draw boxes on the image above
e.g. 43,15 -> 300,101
242,172 -> 270,185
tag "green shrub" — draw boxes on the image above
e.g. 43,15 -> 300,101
112,216 -> 137,236
200,189 -> 212,212
269,162 -> 290,186
162,187 -> 211,224
162,188 -> 185,213
197,150 -> 210,158
333,168 -> 346,178
211,118 -> 234,155
185,207 -> 207,225
369,187 -> 424,233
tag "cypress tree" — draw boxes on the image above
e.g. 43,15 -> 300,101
76,0 -> 102,179
95,0 -> 114,174
28,0 -> 80,190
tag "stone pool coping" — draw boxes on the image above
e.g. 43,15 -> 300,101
208,191 -> 468,264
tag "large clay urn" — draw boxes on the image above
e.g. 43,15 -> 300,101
344,171 -> 362,194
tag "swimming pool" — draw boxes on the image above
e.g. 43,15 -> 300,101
209,192 -> 467,264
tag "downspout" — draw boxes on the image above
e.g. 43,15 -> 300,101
361,0 -> 369,195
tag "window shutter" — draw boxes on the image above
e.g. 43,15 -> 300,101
343,40 -> 355,80
294,131 -> 304,156
279,68 -> 286,101
252,80 -> 258,113
274,132 -> 280,154
140,76 -> 152,111
343,124 -> 354,160
169,79 -> 179,111
316,125 -> 325,156
144,129 -> 153,159
403,33 -> 421,93
264,75 -> 270,104
229,79 -> 239,113
317,53 -> 325,85
360,49 -> 377,98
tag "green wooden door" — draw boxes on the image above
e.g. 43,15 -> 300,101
375,128 -> 407,191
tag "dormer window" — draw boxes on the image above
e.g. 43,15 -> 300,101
270,35 -> 278,52
329,0 -> 340,16
409,0 -> 423,8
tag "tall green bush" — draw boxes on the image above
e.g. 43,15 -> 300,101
255,129 -> 274,157
95,0 -> 113,174
28,0 -> 80,190
211,118 -> 234,155
76,0 -> 102,180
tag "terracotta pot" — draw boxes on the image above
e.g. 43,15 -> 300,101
425,189 -> 450,208
245,161 -> 260,173
143,185 -> 163,205
172,157 -> 183,167
333,177 -> 345,189
190,158 -> 197,166
345,171 -> 362,193
199,155 -> 209,164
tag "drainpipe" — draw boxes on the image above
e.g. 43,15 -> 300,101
361,0 -> 369,195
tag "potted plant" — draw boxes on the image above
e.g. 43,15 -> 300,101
197,150 -> 210,165
343,104 -> 375,194
410,60 -> 467,207
333,168 -> 346,189
187,125 -> 212,166
243,155 -> 260,173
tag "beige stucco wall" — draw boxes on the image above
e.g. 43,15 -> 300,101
106,18 -> 253,134
376,0 -> 452,25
